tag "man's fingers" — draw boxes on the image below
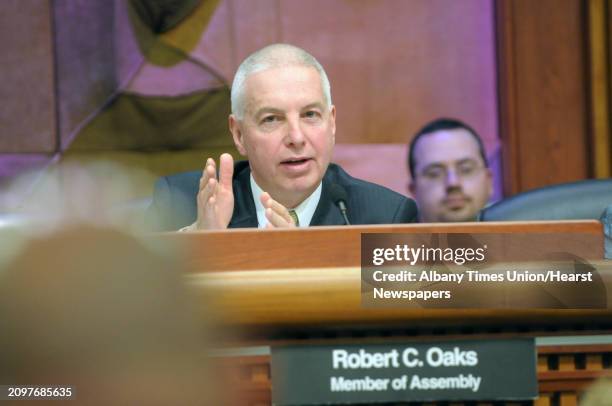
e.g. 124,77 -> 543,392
206,160 -> 216,181
261,193 -> 293,224
195,155 -> 233,230
265,207 -> 294,228
197,180 -> 218,221
198,177 -> 217,206
262,192 -> 296,228
199,158 -> 216,191
200,155 -> 232,192
218,153 -> 234,190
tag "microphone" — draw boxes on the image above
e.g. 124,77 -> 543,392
330,184 -> 351,225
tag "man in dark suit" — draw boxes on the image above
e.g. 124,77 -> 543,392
149,43 -> 417,231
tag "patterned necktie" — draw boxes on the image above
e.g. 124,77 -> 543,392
288,210 -> 300,227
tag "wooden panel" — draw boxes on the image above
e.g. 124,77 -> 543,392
229,0 -> 279,70
0,0 -> 56,153
214,341 -> 612,405
496,0 -> 590,194
535,395 -> 552,406
559,355 -> 576,371
539,370 -> 612,382
609,0 -> 612,149
560,393 -> 578,406
538,355 -> 549,373
333,143 -> 408,195
162,222 -> 608,327
186,266 -> 612,326
279,0 -> 498,148
588,0 -> 611,178
537,350 -> 553,406
586,354 -> 603,370
167,221 -> 603,271
539,345 -> 612,354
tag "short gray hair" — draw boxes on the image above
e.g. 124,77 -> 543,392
230,43 -> 332,120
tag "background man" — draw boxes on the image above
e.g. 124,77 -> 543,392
408,118 -> 493,222
149,44 -> 417,230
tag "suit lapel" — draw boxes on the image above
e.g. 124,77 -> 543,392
229,162 -> 258,228
310,168 -> 345,226
228,162 -> 345,227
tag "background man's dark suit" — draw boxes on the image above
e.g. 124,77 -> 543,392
148,161 -> 417,231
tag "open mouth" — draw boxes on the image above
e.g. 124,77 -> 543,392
281,158 -> 311,166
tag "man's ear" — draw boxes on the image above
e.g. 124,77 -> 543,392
408,180 -> 416,196
229,115 -> 247,156
484,168 -> 494,200
329,105 -> 337,143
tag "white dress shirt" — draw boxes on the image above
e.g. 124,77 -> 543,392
180,175 -> 322,231
250,174 -> 322,228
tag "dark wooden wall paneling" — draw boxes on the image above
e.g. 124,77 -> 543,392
496,0 -> 592,195
587,0 -> 611,178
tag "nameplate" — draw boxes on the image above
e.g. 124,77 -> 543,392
271,338 -> 537,405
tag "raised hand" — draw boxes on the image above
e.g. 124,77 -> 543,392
195,153 -> 235,229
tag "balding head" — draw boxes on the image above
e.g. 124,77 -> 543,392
230,43 -> 332,120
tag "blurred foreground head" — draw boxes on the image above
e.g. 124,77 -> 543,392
0,225 -> 220,405
582,378 -> 612,406
2,160 -> 156,234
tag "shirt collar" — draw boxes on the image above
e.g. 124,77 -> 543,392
250,174 -> 322,228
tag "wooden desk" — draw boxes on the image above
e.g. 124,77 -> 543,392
161,221 -> 612,406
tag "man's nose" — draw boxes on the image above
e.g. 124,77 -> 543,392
285,117 -> 305,145
445,168 -> 461,187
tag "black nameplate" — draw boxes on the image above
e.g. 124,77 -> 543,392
271,338 -> 537,405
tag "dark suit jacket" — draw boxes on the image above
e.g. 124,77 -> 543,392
147,161 -> 417,231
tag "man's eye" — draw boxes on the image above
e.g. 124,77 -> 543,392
303,110 -> 320,119
422,168 -> 445,180
261,116 -> 278,124
457,162 -> 478,176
